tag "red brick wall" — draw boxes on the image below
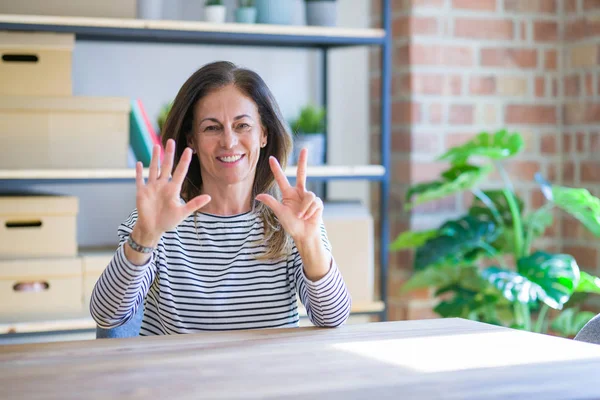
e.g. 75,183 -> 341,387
369,0 -> 598,321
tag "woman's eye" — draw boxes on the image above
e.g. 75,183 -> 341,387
205,125 -> 219,131
238,123 -> 250,129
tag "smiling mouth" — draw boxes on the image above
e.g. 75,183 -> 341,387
217,154 -> 244,163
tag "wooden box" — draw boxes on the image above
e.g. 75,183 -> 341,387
322,202 -> 374,303
0,0 -> 137,19
0,96 -> 131,169
0,31 -> 73,97
0,196 -> 78,258
0,257 -> 83,322
81,251 -> 113,310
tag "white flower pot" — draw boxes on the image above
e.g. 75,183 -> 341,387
292,133 -> 325,166
204,5 -> 226,23
306,1 -> 337,27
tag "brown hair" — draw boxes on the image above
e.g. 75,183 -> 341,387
160,61 -> 293,259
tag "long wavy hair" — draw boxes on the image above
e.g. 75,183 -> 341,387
161,61 -> 293,259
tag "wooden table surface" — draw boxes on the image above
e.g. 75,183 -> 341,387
2,318 -> 600,399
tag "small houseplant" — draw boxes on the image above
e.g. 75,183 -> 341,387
204,0 -> 226,23
290,104 -> 326,166
305,0 -> 337,27
392,129 -> 600,337
236,0 -> 257,23
157,101 -> 172,134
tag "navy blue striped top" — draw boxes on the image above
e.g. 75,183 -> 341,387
90,209 -> 352,335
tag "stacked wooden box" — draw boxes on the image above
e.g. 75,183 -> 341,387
0,30 -> 130,322
0,30 -> 131,169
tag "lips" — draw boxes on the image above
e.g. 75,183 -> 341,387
217,154 -> 244,163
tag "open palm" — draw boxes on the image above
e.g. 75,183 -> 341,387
256,148 -> 323,241
135,139 -> 211,239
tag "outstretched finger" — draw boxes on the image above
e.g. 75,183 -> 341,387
296,148 -> 308,192
148,144 -> 161,182
172,147 -> 192,186
269,156 -> 291,192
160,139 -> 175,180
256,193 -> 284,218
135,161 -> 144,190
182,194 -> 212,216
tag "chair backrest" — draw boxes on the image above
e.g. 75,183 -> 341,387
574,313 -> 600,345
96,303 -> 144,339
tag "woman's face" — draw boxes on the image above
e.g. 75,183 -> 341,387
189,84 -> 267,189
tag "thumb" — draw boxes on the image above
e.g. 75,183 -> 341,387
255,194 -> 283,216
182,194 -> 211,216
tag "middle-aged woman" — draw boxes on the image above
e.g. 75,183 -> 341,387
90,61 -> 352,335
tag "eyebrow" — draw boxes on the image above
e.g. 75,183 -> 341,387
200,114 -> 252,124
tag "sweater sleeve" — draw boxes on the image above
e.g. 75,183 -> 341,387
89,209 -> 159,329
293,224 -> 352,327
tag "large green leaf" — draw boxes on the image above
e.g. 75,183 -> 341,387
415,215 -> 499,270
390,230 -> 437,251
523,207 -> 554,240
517,252 -> 579,309
550,308 -> 596,337
433,284 -> 504,325
401,264 -> 482,293
438,129 -> 524,165
406,164 -> 491,209
552,185 -> 600,237
469,189 -> 524,225
575,271 -> 600,294
482,267 -> 546,306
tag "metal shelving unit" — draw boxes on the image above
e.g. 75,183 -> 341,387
0,0 -> 391,330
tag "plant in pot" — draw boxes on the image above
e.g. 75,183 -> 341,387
236,0 -> 257,23
157,101 -> 173,135
391,129 -> 600,337
305,0 -> 337,27
255,0 -> 293,25
290,104 -> 326,166
204,0 -> 226,23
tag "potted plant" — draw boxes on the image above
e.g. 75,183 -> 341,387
305,0 -> 337,27
235,0 -> 257,23
392,129 -> 600,337
290,104 -> 326,166
157,101 -> 172,134
204,0 -> 226,23
137,0 -> 163,20
255,0 -> 293,25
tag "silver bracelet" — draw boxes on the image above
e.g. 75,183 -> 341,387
127,235 -> 155,254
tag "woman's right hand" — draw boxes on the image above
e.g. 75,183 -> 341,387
132,138 -> 211,247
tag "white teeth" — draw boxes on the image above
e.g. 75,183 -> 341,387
219,155 -> 242,163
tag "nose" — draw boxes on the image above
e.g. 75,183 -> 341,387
220,125 -> 238,149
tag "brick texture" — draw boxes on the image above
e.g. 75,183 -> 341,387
371,0 -> 600,322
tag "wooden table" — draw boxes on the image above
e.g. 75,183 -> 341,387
2,318 -> 600,399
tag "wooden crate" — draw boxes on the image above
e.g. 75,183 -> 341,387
322,202 -> 374,303
0,257 -> 83,322
0,31 -> 73,96
0,196 -> 78,258
80,250 -> 113,310
0,96 -> 131,169
0,0 -> 136,19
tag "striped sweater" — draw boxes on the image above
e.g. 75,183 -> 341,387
90,209 -> 351,335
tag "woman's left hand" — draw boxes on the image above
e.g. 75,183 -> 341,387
256,148 -> 323,242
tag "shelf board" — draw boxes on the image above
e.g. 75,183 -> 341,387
0,165 -> 386,183
0,14 -> 386,48
0,302 -> 385,335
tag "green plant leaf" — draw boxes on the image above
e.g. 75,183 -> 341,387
550,308 -> 596,337
415,215 -> 499,270
406,164 -> 492,209
482,267 -> 545,306
433,284 -> 503,324
517,252 -> 579,309
469,189 -> 524,225
401,264 -> 480,293
437,129 -> 524,165
550,185 -> 600,237
390,230 -> 437,251
523,207 -> 554,240
291,104 -> 325,134
575,271 -> 600,294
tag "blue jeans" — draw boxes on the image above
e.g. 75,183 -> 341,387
96,304 -> 144,339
